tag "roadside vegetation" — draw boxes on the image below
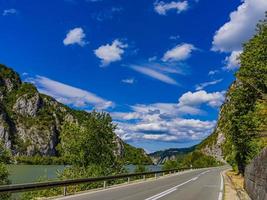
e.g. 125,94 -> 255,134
0,142 -> 11,200
220,16 -> 267,174
163,151 -> 222,170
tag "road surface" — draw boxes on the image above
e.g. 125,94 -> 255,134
56,167 -> 226,200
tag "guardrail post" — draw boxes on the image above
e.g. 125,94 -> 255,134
103,181 -> 107,189
155,173 -> 157,179
127,177 -> 130,184
63,186 -> 67,196
143,175 -> 146,180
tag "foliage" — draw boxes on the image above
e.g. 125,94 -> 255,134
0,142 -> 11,200
122,143 -> 153,165
162,160 -> 179,170
57,111 -> 121,170
134,165 -> 147,173
163,151 -> 221,170
220,16 -> 267,174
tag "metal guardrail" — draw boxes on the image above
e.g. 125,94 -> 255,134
0,167 -> 191,196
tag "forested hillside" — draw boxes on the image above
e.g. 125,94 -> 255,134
199,16 -> 267,174
0,64 -> 152,165
163,16 -> 267,173
149,146 -> 195,165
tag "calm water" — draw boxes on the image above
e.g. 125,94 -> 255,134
8,164 -> 162,184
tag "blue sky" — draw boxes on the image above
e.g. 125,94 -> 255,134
1,0 -> 266,152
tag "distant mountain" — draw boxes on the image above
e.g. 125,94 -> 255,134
149,146 -> 195,165
0,64 -> 152,165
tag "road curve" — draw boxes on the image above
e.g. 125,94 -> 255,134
56,167 -> 227,200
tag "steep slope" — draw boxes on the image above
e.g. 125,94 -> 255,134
149,146 -> 195,165
197,18 -> 267,173
0,64 -> 152,164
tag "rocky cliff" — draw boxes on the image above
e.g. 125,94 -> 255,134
0,64 -> 152,164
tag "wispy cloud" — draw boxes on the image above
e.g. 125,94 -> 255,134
130,65 -> 179,85
208,70 -> 219,76
91,7 -> 123,22
2,8 -> 17,16
122,78 -> 135,84
154,1 -> 188,15
27,75 -> 114,110
195,79 -> 223,90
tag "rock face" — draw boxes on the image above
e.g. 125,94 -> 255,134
0,64 -> 151,163
244,147 -> 267,200
201,132 -> 225,163
13,93 -> 41,117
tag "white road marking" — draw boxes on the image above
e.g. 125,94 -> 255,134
218,172 -> 224,200
144,170 -> 209,200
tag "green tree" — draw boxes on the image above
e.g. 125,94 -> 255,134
58,111 -> 122,174
221,15 -> 267,174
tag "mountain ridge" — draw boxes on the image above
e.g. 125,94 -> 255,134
0,64 -> 152,165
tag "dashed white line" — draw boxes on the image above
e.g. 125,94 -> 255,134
144,170 -> 209,200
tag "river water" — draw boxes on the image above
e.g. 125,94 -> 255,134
8,164 -> 162,184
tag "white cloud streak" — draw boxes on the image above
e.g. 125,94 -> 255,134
2,8 -> 17,16
130,65 -> 179,85
195,79 -> 223,90
27,75 -> 114,110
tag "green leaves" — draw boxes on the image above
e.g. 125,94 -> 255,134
58,111 -> 119,171
220,16 -> 267,174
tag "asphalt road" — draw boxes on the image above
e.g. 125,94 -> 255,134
56,167 -> 226,200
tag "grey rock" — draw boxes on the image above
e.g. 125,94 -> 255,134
244,147 -> 267,200
13,93 -> 41,117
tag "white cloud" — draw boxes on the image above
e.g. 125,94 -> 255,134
178,90 -> 225,108
27,75 -> 113,110
212,0 -> 267,52
195,79 -> 223,90
112,90 -> 224,143
224,50 -> 242,70
63,27 -> 87,46
208,70 -> 219,76
130,65 -> 179,85
162,43 -> 196,62
114,114 -> 216,143
2,8 -> 17,16
212,0 -> 267,70
154,1 -> 188,15
94,39 -> 128,66
122,78 -> 135,84
169,35 -> 180,40
148,56 -> 157,62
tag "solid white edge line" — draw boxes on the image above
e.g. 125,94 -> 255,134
218,172 -> 224,200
